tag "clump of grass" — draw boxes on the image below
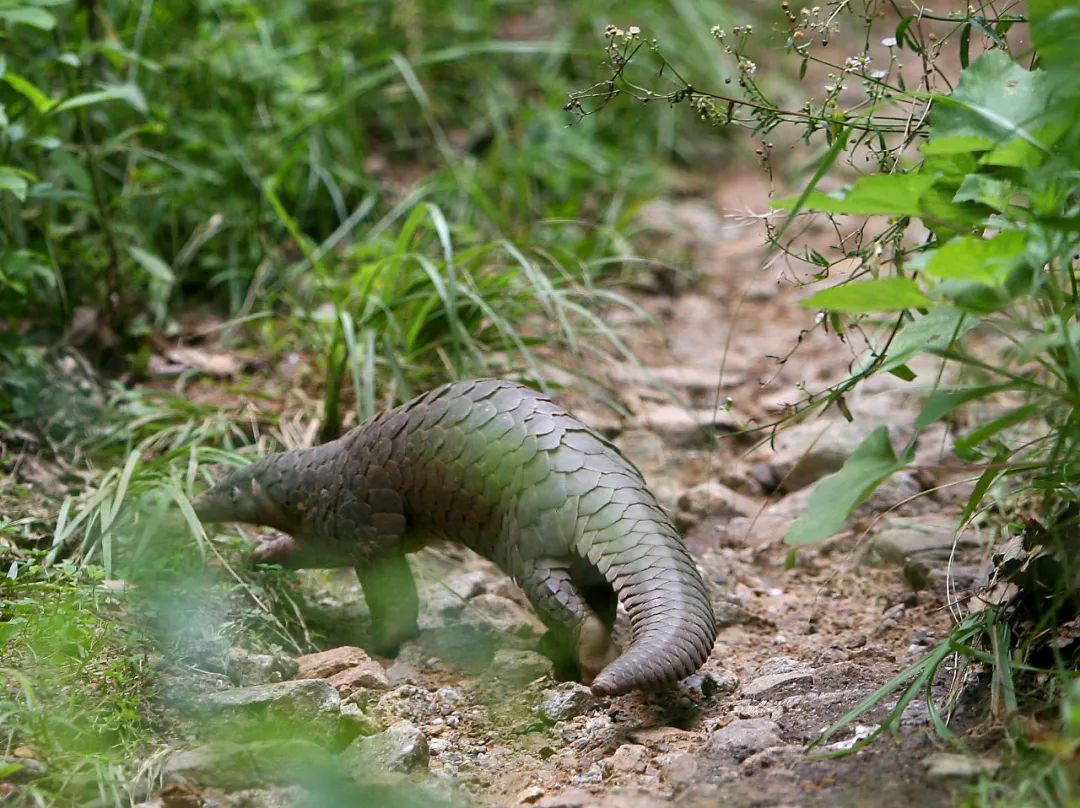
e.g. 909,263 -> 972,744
0,564 -> 159,803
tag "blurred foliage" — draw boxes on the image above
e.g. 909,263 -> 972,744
0,0 -> 739,803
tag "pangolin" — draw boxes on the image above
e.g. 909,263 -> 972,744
193,378 -> 716,695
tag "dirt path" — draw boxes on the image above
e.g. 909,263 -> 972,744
149,174 -> 988,808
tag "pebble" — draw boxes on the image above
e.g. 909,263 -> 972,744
536,787 -> 594,808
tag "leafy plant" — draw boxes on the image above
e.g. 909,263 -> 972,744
572,0 -> 1080,800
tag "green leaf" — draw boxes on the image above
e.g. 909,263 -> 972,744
916,383 -> 1017,430
3,71 -> 54,113
953,174 -> 1013,211
128,246 -> 174,284
919,134 -> 995,155
0,165 -> 32,201
786,427 -> 911,545
776,173 -> 937,216
930,51 -> 1053,155
954,402 -> 1041,459
0,6 -> 55,29
877,306 -> 976,374
800,277 -> 930,313
53,83 -> 147,115
1030,0 -> 1080,69
919,231 -> 1026,285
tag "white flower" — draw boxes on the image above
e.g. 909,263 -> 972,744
739,59 -> 757,75
869,69 -> 887,79
711,25 -> 725,39
881,36 -> 897,48
628,25 -> 640,36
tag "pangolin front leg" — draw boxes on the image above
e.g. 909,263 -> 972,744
356,554 -> 420,656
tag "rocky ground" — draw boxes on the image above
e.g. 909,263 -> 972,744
139,175 -> 999,808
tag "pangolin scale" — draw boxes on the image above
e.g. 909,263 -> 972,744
193,378 -> 717,695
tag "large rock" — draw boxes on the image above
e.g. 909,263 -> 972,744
865,517 -> 975,565
742,671 -> 814,700
226,648 -> 299,686
163,739 -> 326,790
294,646 -> 372,680
677,481 -> 759,523
705,718 -> 782,763
606,744 -> 648,774
754,420 -> 908,493
195,679 -> 349,747
628,405 -> 737,447
342,720 -> 430,775
539,682 -> 599,722
459,594 -> 546,638
492,648 -> 554,685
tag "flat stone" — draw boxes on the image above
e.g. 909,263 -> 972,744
677,481 -> 759,520
195,679 -> 348,747
328,660 -> 390,693
539,683 -> 599,722
924,752 -> 1001,780
536,788 -> 594,808
200,678 -> 340,714
342,719 -> 429,775
226,648 -> 298,686
755,420 -> 904,493
705,718 -> 782,763
163,739 -> 325,790
629,404 -> 737,447
607,743 -> 648,774
742,671 -> 814,700
866,517 -> 975,565
294,646 -> 373,680
658,751 -> 698,785
460,594 -> 546,638
493,649 -> 554,684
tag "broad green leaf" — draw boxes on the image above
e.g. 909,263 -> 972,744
128,246 -> 174,283
1030,0 -> 1080,69
920,135 -> 994,155
800,277 -> 930,313
953,174 -> 1013,211
3,71 -> 54,113
920,231 -> 1026,285
877,306 -> 976,374
53,83 -> 147,115
954,402 -> 1041,459
777,173 -> 937,216
936,263 -> 1035,314
930,51 -> 1052,154
0,6 -> 55,28
916,383 -> 1018,430
0,165 -> 31,201
786,427 -> 911,545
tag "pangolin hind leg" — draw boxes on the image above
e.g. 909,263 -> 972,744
521,560 -> 619,685
356,554 -> 420,656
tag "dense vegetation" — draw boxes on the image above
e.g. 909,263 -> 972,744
2,0 -> 1079,804
577,1 -> 1080,802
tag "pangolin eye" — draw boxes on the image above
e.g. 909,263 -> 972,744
230,485 -> 242,501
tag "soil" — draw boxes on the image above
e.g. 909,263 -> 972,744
150,170 -> 992,808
